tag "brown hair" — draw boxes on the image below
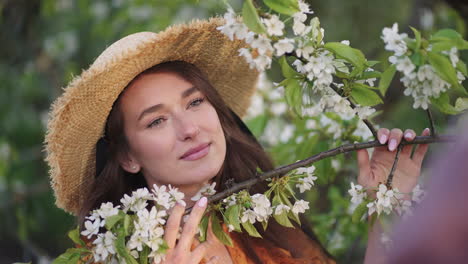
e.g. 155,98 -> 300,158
79,61 -> 333,262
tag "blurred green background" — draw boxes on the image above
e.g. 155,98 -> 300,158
1,0 -> 466,263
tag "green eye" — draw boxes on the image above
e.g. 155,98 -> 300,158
148,118 -> 164,128
189,98 -> 205,107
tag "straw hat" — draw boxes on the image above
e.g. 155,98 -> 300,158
45,17 -> 259,215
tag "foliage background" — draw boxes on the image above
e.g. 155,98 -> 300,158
0,0 -> 466,263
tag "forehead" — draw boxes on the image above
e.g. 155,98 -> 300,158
121,72 -> 195,105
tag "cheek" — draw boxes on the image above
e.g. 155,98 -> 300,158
129,130 -> 175,164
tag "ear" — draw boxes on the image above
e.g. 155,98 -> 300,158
118,153 -> 141,174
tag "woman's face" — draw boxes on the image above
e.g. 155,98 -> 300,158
118,72 -> 226,196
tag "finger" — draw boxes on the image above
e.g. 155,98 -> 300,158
401,129 -> 416,157
164,202 -> 186,248
413,128 -> 430,166
189,242 -> 209,264
388,128 -> 403,152
178,197 -> 208,251
356,149 -> 371,183
377,128 -> 390,144
205,256 -> 220,264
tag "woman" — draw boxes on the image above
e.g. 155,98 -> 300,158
45,18 -> 428,263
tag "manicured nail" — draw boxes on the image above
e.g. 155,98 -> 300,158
197,197 -> 207,207
404,132 -> 412,140
424,128 -> 430,135
388,139 -> 397,151
177,200 -> 186,207
379,134 -> 388,144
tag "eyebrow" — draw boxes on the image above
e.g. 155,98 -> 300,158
137,86 -> 199,121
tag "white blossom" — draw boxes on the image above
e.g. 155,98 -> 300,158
396,57 -> 415,76
296,174 -> 318,193
262,15 -> 284,36
412,184 -> 425,203
92,231 -> 116,262
274,38 -> 295,56
280,124 -> 295,143
241,209 -> 257,224
381,23 -> 408,56
251,194 -> 273,222
81,218 -> 104,239
274,204 -> 291,215
96,202 -> 119,219
191,182 -> 216,201
444,47 -> 459,67
348,182 -> 367,206
292,200 -> 309,214
271,102 -> 288,116
223,195 -> 237,207
152,185 -> 172,209
355,106 -> 376,120
217,8 -> 250,41
296,165 -> 316,177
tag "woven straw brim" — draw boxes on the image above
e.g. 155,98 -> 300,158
45,17 -> 259,215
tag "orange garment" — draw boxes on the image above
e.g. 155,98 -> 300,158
225,230 -> 336,264
79,225 -> 336,264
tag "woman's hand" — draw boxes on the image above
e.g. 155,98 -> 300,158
356,127 -> 430,195
158,197 -> 218,264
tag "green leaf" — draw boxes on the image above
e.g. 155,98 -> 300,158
52,248 -> 90,264
279,56 -> 297,78
199,214 -> 210,242
378,64 -> 396,96
457,60 -> 467,76
367,61 -> 380,67
105,212 -> 124,230
284,78 -> 303,116
224,205 -> 242,232
352,201 -> 369,223
211,214 -> 233,246
245,114 -> 268,137
430,93 -> 460,115
124,214 -> 132,237
263,0 -> 300,15
427,51 -> 467,95
242,0 -> 266,34
242,221 -> 262,238
357,70 -> 381,80
139,246 -> 150,264
430,29 -> 468,51
351,83 -> 383,106
410,51 -> 423,66
410,26 -> 422,52
115,230 -> 139,264
278,192 -> 300,225
68,227 -> 86,247
324,42 -> 366,73
433,28 -> 462,40
273,211 -> 294,228
455,97 -> 468,111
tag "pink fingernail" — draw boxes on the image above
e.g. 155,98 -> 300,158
389,139 -> 397,151
379,134 -> 388,144
404,132 -> 412,140
197,197 -> 207,207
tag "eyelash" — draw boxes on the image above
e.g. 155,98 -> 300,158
147,97 -> 205,128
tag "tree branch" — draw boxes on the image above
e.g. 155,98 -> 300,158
386,144 -> 403,187
426,108 -> 437,136
185,134 -> 455,213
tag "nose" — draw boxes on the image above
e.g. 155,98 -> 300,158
174,115 -> 200,141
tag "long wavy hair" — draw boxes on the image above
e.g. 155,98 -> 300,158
79,61 -> 333,262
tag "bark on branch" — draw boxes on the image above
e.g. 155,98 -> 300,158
185,134 -> 455,213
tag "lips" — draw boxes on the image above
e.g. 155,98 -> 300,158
180,142 -> 211,161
